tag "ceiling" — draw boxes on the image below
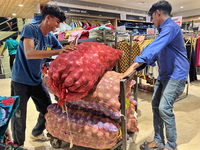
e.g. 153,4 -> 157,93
79,0 -> 200,14
0,0 -> 50,18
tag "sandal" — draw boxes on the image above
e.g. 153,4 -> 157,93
140,141 -> 163,150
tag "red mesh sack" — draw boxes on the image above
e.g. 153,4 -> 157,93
64,71 -> 138,132
45,104 -> 121,149
48,42 -> 122,105
64,71 -> 133,120
126,97 -> 139,132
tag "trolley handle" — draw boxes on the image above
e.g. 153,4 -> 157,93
120,70 -> 137,84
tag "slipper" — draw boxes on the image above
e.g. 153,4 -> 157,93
140,141 -> 163,150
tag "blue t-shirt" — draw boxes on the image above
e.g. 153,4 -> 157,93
135,17 -> 189,81
12,24 -> 62,86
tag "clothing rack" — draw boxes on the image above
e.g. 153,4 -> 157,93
135,33 -> 157,90
176,31 -> 194,102
194,31 -> 200,74
67,16 -> 111,22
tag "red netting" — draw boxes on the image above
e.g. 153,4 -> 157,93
45,104 -> 121,149
48,42 -> 122,106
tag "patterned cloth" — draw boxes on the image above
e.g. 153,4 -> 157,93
3,145 -> 23,150
117,41 -> 130,73
0,96 -> 20,142
117,41 -> 142,76
131,42 -> 142,76
139,39 -> 154,52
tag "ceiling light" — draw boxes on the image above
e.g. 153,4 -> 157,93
180,6 -> 183,9
138,2 -> 145,4
19,4 -> 23,7
12,13 -> 16,16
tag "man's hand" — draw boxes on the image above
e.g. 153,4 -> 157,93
58,35 -> 78,55
58,44 -> 77,55
121,62 -> 143,79
0,54 -> 4,58
63,44 -> 77,51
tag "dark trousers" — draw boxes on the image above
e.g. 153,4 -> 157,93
11,80 -> 52,146
10,54 -> 16,71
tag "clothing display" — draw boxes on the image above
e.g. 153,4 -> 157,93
0,96 -> 20,142
195,38 -> 200,67
117,21 -> 155,35
186,41 -> 197,82
70,20 -> 103,30
117,41 -> 142,76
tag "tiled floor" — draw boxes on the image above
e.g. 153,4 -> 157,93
1,77 -> 200,150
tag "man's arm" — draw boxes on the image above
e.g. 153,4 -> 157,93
121,62 -> 143,79
1,48 -> 6,57
122,25 -> 177,79
23,37 -> 76,59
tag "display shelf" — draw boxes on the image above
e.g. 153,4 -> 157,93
125,27 -> 149,30
59,38 -> 116,45
59,38 -> 99,44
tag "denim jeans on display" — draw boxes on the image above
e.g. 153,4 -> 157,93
152,79 -> 185,150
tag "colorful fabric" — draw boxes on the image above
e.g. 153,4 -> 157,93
117,41 -> 130,73
3,145 -> 23,150
0,96 -> 20,142
131,42 -> 142,76
68,30 -> 84,45
133,36 -> 145,45
117,41 -> 142,76
195,38 -> 199,67
64,27 -> 83,39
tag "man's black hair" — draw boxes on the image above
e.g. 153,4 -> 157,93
42,5 -> 66,22
148,0 -> 172,16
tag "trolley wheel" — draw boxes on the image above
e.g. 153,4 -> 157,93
50,138 -> 62,149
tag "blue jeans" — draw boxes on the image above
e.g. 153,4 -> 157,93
152,80 -> 185,150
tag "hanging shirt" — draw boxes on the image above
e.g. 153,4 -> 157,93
135,17 -> 189,81
12,24 -> 62,86
4,39 -> 19,55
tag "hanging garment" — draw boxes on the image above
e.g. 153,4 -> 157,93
117,41 -> 130,73
197,38 -> 200,67
64,27 -> 83,39
195,38 -> 200,67
186,41 -> 197,82
117,41 -> 142,76
131,42 -> 142,76
133,36 -> 145,45
68,30 -> 84,44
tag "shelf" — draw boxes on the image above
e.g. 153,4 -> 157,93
59,38 -> 115,44
125,27 -> 149,30
59,38 -> 98,44
118,19 -> 153,23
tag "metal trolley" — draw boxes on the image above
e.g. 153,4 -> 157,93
49,70 -> 138,150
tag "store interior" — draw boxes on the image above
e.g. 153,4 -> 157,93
0,0 -> 200,150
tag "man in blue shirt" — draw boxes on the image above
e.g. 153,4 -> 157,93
11,5 -> 77,147
1,36 -> 19,70
122,1 -> 189,150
